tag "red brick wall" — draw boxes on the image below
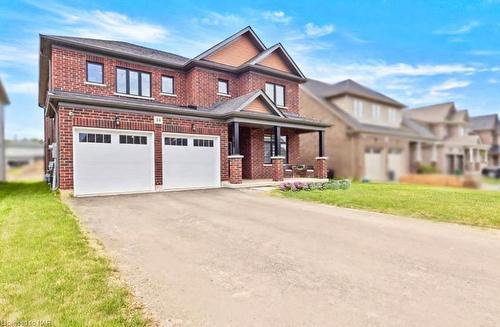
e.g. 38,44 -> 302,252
239,71 -> 300,114
50,47 -> 300,112
57,106 -> 228,189
52,46 -> 188,107
240,127 -> 299,179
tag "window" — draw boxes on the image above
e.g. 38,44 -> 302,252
264,83 -> 285,107
119,135 -> 147,145
86,62 -> 103,84
389,108 -> 397,123
116,68 -> 151,97
264,135 -> 288,164
218,79 -> 229,95
354,100 -> 364,118
194,139 -> 214,147
161,76 -> 174,94
459,126 -> 465,136
79,133 -> 111,144
164,137 -> 188,146
372,104 -> 381,120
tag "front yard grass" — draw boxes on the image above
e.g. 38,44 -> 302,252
0,182 -> 150,326
277,182 -> 500,228
483,176 -> 500,185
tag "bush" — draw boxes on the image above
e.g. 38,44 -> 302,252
279,179 -> 351,192
417,164 -> 438,174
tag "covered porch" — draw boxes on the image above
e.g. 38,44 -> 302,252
227,119 -> 328,184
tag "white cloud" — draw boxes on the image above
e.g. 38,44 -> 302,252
5,81 -> 38,95
434,21 -> 479,35
430,79 -> 471,93
303,61 -> 479,84
26,1 -> 168,43
305,23 -> 335,37
0,44 -> 38,66
262,11 -> 292,24
469,50 -> 500,56
488,78 -> 498,84
197,11 -> 243,26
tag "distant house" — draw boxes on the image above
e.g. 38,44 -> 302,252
470,114 -> 499,166
0,79 -> 10,181
299,79 -> 435,181
5,140 -> 44,167
405,103 -> 490,174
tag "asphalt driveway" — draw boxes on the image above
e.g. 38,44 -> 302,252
67,189 -> 500,326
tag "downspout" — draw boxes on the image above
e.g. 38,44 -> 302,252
48,102 -> 59,191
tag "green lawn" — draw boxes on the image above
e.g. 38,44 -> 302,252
0,182 -> 150,326
483,177 -> 500,185
277,182 -> 500,228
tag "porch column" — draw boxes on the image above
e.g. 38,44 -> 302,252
416,141 -> 422,162
469,147 -> 474,163
228,122 -> 243,184
315,157 -> 328,179
318,130 -> 325,157
483,150 -> 488,164
431,143 -> 437,163
271,126 -> 284,181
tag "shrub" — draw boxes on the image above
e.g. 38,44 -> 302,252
417,164 -> 439,174
279,179 -> 351,192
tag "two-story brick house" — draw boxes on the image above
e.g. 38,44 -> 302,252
39,27 -> 328,196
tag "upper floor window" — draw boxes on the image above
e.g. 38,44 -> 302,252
265,83 -> 285,107
116,67 -> 151,97
389,108 -> 397,123
218,79 -> 229,95
86,62 -> 103,84
459,126 -> 466,136
372,104 -> 381,120
161,76 -> 174,94
354,100 -> 364,118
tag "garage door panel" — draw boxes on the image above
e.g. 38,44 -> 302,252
73,129 -> 154,196
163,134 -> 220,189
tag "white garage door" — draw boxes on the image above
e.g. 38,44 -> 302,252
364,148 -> 385,181
163,133 -> 220,190
73,128 -> 155,196
388,149 -> 404,181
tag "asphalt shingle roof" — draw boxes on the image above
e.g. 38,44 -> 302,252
44,35 -> 190,66
470,114 -> 498,131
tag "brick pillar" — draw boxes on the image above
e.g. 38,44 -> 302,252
271,156 -> 285,181
315,157 -> 328,179
228,155 -> 243,184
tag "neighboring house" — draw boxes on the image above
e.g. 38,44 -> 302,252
299,79 -> 436,181
5,140 -> 44,167
405,102 -> 489,174
39,27 -> 328,196
0,79 -> 9,181
470,114 -> 500,166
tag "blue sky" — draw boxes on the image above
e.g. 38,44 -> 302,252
1,0 -> 500,139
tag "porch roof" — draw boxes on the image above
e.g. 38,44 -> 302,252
47,90 -> 329,131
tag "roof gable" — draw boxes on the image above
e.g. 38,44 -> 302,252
194,26 -> 266,65
470,114 -> 498,131
211,90 -> 285,117
306,79 -> 405,108
0,79 -> 9,105
406,102 -> 456,123
247,44 -> 305,78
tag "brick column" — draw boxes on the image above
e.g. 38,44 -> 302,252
315,157 -> 328,179
271,156 -> 285,181
228,155 -> 243,184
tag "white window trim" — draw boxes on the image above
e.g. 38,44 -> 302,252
113,92 -> 155,100
372,104 -> 381,120
84,81 -> 107,87
160,93 -> 177,97
217,93 -> 231,97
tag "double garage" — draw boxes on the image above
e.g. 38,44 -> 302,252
73,128 -> 221,196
